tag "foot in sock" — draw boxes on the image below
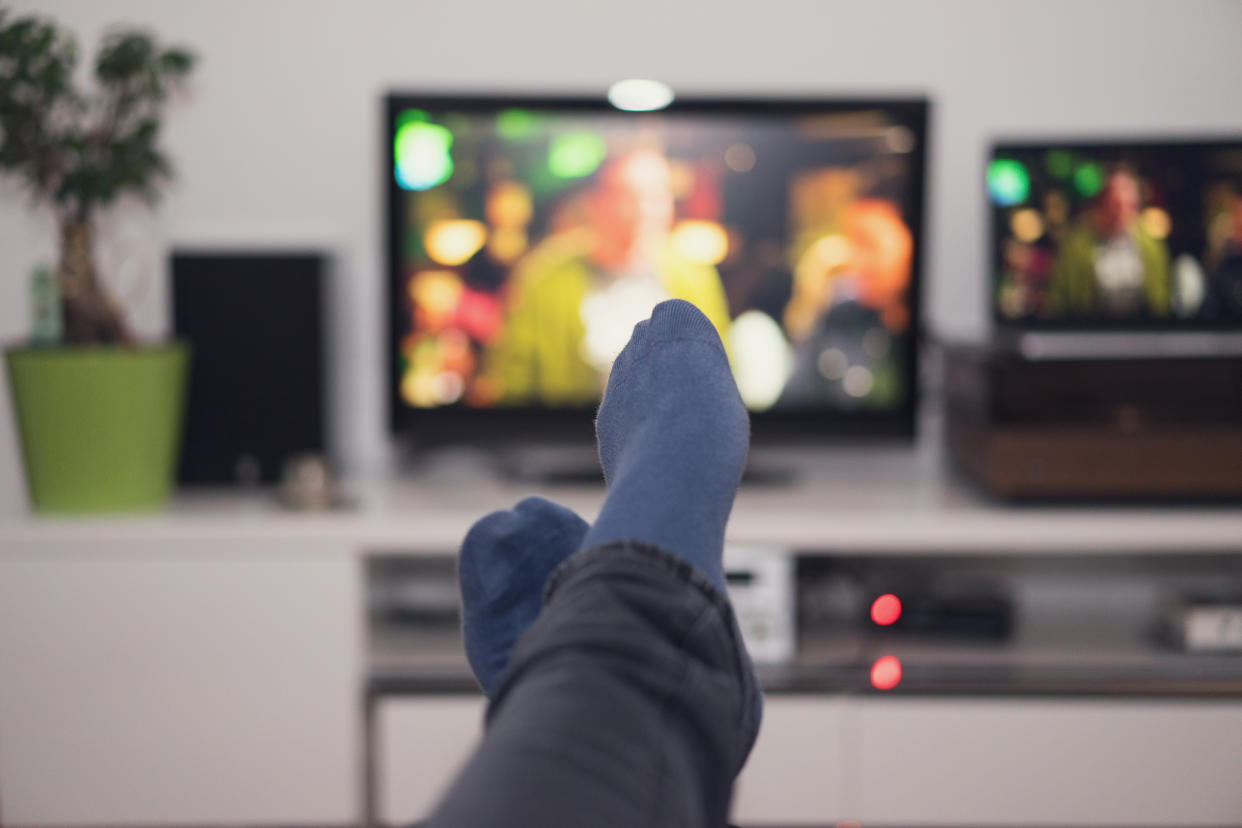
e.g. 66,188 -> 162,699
580,298 -> 750,591
459,496 -> 589,695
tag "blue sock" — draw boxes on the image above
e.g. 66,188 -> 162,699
459,496 -> 589,695
581,299 -> 750,592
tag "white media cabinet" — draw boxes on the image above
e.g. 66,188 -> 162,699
2,444 -> 1241,826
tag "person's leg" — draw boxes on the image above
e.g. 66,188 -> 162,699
433,300 -> 759,827
431,543 -> 760,828
457,300 -> 750,692
582,299 -> 750,591
459,496 -> 588,694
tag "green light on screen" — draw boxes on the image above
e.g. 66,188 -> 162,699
394,121 -> 454,191
1044,150 -> 1073,179
396,109 -> 429,129
548,132 -> 607,178
497,109 -> 538,140
987,159 -> 1030,206
1073,162 -> 1104,197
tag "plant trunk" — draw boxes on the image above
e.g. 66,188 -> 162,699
58,218 -> 129,345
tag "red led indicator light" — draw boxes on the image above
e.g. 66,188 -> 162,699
870,593 -> 902,626
870,655 -> 902,691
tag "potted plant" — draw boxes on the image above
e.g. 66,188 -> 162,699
1,6 -> 196,512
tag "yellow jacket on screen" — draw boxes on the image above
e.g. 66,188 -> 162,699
1051,223 -> 1171,317
487,234 -> 731,406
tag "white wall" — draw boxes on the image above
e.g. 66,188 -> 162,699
3,0 -> 1241,512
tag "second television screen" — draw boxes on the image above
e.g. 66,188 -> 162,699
990,140 -> 1242,328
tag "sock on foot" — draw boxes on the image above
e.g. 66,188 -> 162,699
459,496 -> 589,695
580,299 -> 750,591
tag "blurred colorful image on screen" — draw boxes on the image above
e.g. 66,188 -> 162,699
393,105 -> 922,412
989,141 -> 1242,327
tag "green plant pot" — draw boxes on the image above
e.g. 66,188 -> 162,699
5,343 -> 188,513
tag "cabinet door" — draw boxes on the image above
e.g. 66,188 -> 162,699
0,542 -> 359,824
377,696 -> 485,825
854,698 -> 1242,826
379,696 -> 845,827
731,696 -> 844,825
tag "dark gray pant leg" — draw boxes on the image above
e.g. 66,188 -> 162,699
426,542 -> 761,828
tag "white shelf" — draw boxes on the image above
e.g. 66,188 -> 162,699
3,443 -> 1242,556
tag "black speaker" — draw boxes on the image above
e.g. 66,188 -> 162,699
171,251 -> 327,485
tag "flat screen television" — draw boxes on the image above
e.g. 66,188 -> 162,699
387,93 -> 928,450
988,139 -> 1242,332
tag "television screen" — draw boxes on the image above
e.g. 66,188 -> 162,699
989,140 -> 1242,328
388,95 -> 927,443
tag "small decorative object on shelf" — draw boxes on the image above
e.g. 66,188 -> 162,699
0,5 -> 197,512
280,453 -> 341,512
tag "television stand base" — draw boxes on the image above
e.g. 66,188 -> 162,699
492,444 -> 800,487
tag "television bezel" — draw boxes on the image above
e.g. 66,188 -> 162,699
386,92 -> 929,447
988,136 -> 1242,334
